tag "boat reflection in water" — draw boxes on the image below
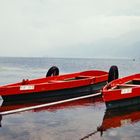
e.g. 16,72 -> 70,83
100,105 -> 140,132
0,94 -> 103,127
80,104 -> 140,140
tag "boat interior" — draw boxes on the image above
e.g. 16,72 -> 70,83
47,76 -> 93,83
63,76 -> 92,81
125,79 -> 140,85
110,79 -> 140,90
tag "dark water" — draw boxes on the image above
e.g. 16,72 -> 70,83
0,57 -> 140,140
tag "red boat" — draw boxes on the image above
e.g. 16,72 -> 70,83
0,66 -> 109,103
102,66 -> 140,109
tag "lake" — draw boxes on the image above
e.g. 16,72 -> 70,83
0,57 -> 140,140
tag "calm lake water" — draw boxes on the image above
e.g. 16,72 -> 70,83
0,57 -> 140,140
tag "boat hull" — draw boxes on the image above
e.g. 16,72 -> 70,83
1,81 -> 106,103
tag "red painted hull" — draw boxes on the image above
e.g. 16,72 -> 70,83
0,70 -> 108,102
102,73 -> 140,109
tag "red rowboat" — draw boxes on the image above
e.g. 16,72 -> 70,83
0,66 -> 109,103
102,68 -> 140,109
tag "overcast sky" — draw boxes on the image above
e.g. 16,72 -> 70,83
0,0 -> 140,58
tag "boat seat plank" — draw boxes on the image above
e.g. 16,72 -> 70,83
116,84 -> 140,89
63,76 -> 92,81
48,80 -> 64,83
109,83 -> 140,90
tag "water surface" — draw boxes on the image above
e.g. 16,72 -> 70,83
0,57 -> 140,140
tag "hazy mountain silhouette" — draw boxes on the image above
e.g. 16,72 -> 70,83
85,30 -> 140,58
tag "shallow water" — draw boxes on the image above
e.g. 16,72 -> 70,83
0,57 -> 140,140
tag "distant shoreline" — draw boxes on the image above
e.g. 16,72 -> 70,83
0,56 -> 136,61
